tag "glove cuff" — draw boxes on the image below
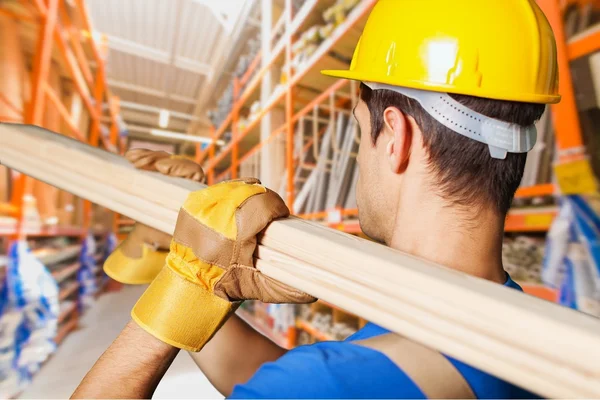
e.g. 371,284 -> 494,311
131,265 -> 233,352
104,245 -> 167,285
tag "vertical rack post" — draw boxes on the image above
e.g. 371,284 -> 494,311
259,0 -> 274,188
85,31 -> 108,231
537,0 -> 586,160
208,125 -> 216,184
28,0 -> 58,126
285,0 -> 295,210
109,96 -> 120,235
12,0 -> 60,240
109,96 -> 120,147
232,78 -> 240,179
89,72 -> 103,147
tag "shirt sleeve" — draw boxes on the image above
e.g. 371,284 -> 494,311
229,342 -> 425,399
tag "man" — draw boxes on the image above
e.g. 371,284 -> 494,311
73,0 -> 559,398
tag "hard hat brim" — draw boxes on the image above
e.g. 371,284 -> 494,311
321,69 -> 561,105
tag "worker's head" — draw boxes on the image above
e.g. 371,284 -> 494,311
352,85 -> 546,242
322,0 -> 559,243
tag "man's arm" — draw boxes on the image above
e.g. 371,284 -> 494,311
71,315 -> 285,399
188,314 -> 287,396
73,179 -> 313,399
71,321 -> 179,399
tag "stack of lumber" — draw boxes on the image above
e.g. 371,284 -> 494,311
1,123 -> 600,398
294,113 -> 359,214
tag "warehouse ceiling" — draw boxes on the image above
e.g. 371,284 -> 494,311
86,0 -> 257,141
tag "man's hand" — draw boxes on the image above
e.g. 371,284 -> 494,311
103,149 -> 205,284
74,174 -> 315,399
132,178 -> 315,351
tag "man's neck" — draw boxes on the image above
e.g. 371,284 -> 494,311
387,197 -> 507,284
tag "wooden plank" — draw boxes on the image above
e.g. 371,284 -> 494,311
1,124 -> 600,398
326,115 -> 358,209
36,244 -> 82,265
59,281 -> 80,301
55,316 -> 78,345
58,302 -> 77,324
307,126 -> 333,213
52,262 -> 81,283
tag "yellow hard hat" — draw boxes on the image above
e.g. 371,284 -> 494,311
322,0 -> 561,104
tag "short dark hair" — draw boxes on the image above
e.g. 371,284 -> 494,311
360,84 -> 546,215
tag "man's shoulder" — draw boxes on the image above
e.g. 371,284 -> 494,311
230,277 -> 535,399
230,338 -> 425,399
230,323 -> 540,399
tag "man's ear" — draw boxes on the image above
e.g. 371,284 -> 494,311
383,107 -> 412,174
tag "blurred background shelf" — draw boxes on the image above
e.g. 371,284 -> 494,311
59,281 -> 80,301
296,319 -> 334,342
35,244 -> 82,265
505,207 -> 559,233
58,302 -> 77,324
521,284 -> 560,302
55,317 -> 79,345
237,307 -> 293,349
52,262 -> 80,284
1,0 -> 599,396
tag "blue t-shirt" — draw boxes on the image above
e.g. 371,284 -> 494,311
230,275 -> 540,399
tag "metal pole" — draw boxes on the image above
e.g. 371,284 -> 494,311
12,0 -> 59,240
232,78 -> 240,179
285,0 -> 294,210
259,0 -> 273,186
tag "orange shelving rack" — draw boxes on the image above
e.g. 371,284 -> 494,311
1,0 -> 122,238
197,0 -> 599,237
0,0 -> 123,344
198,0 -> 375,206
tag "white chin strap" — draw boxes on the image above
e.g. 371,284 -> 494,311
363,82 -> 537,160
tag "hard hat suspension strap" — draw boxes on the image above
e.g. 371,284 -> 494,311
363,82 -> 537,160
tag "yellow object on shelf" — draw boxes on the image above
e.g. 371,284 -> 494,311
0,202 -> 18,215
523,214 -> 555,230
505,207 -> 558,232
554,159 -> 598,195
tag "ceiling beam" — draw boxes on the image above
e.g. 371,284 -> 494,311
121,101 -> 197,121
103,33 -> 169,64
187,0 -> 257,134
101,32 -> 214,77
120,100 -> 210,125
127,124 -> 210,144
162,0 -> 185,108
126,131 -> 181,145
129,125 -> 222,145
120,110 -> 189,131
175,56 -> 213,77
107,79 -> 198,105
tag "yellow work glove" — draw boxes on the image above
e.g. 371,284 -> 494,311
103,149 -> 205,284
131,178 -> 316,352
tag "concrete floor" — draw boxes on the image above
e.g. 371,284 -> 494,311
21,286 -> 222,399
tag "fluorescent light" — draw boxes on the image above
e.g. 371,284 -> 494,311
158,109 -> 170,128
150,129 -> 224,146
